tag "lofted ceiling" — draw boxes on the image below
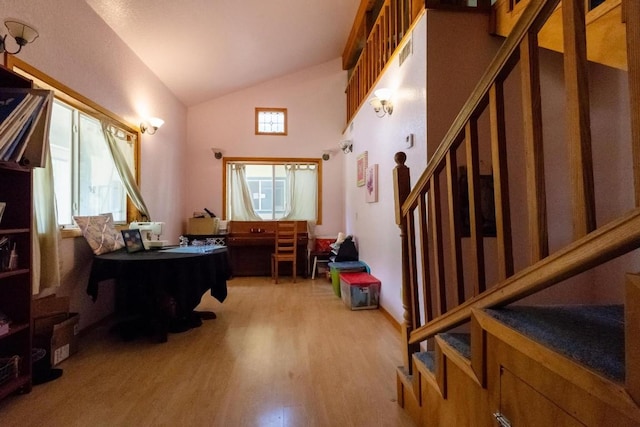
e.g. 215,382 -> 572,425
85,0 -> 361,107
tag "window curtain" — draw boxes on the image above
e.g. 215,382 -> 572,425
101,123 -> 151,220
228,163 -> 262,221
281,163 -> 317,221
32,147 -> 61,295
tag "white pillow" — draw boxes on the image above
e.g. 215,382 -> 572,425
73,214 -> 124,255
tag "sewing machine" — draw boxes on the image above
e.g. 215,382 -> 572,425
129,221 -> 168,249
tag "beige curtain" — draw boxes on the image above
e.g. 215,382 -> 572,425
101,123 -> 150,220
227,163 -> 262,221
281,163 -> 318,221
32,147 -> 61,295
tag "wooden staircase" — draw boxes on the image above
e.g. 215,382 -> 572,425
392,0 -> 640,424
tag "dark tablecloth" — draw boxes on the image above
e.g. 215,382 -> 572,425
87,247 -> 229,323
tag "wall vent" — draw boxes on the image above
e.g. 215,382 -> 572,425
399,34 -> 413,67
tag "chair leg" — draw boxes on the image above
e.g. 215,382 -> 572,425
271,255 -> 278,284
311,256 -> 318,280
293,260 -> 297,283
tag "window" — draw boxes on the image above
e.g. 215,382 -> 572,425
223,158 -> 322,223
7,56 -> 141,228
49,99 -> 134,225
255,108 -> 287,135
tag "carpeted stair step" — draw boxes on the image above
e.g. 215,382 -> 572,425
415,351 -> 436,373
439,332 -> 471,360
485,305 -> 624,382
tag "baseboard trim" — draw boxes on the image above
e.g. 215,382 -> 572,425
380,305 -> 401,332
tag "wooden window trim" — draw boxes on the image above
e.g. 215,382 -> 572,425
5,56 -> 142,233
255,107 -> 288,136
222,156 -> 322,224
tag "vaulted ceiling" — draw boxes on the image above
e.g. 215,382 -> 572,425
85,0 -> 361,107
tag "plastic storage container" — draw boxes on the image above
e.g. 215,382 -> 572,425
339,272 -> 381,310
328,261 -> 369,297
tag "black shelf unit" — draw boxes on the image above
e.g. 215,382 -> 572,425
0,64 -> 34,400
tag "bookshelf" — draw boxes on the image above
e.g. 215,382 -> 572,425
0,64 -> 33,400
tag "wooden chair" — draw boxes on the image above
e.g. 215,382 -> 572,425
271,221 -> 298,283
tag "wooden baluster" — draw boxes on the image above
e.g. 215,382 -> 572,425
465,119 -> 487,295
430,173 -> 448,315
563,0 -> 596,238
419,191 -> 433,322
520,32 -> 549,263
624,0 -> 640,207
489,82 -> 514,280
446,151 -> 465,304
393,152 -> 418,373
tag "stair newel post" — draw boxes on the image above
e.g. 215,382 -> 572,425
394,152 -> 418,372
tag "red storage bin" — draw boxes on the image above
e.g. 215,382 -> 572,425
339,272 -> 381,310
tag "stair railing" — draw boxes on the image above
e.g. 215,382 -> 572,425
394,0 -> 640,375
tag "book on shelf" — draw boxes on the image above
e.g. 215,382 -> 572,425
0,88 -> 53,168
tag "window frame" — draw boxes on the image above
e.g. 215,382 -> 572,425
6,56 -> 142,237
255,107 -> 288,136
222,157 -> 322,224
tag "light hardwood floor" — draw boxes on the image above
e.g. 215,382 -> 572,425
0,276 -> 415,427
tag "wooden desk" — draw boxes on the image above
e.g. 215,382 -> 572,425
226,221 -> 308,277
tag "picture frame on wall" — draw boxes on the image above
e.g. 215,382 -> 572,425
366,164 -> 378,203
356,151 -> 368,187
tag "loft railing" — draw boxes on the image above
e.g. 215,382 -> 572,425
344,0 -> 421,124
393,0 -> 640,375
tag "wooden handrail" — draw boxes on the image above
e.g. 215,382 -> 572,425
401,0 -> 560,218
409,207 -> 640,344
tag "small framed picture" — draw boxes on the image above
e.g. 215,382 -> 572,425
0,202 -> 5,225
357,152 -> 368,187
121,229 -> 145,253
366,164 -> 378,203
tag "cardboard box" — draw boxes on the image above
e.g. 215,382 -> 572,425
32,296 -> 79,366
339,272 -> 381,310
49,313 -> 79,366
187,217 -> 219,235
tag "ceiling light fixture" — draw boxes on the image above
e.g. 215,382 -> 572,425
0,20 -> 39,55
140,117 -> 164,135
370,88 -> 394,118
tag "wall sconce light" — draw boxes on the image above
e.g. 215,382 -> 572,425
339,139 -> 353,154
0,20 -> 39,55
211,148 -> 223,159
370,88 -> 394,118
140,117 -> 164,135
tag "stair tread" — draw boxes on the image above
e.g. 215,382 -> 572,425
439,333 -> 471,359
486,305 -> 624,382
415,351 -> 435,373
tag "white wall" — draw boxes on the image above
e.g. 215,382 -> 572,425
3,0 -> 187,328
186,58 -> 347,238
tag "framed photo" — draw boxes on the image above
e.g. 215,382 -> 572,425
366,164 -> 378,203
0,202 -> 5,225
121,229 -> 145,253
356,151 -> 368,187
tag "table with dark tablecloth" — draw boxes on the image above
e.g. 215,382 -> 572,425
87,246 -> 230,341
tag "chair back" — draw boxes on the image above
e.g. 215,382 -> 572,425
275,221 -> 298,258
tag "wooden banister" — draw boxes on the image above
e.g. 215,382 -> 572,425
409,208 -> 640,345
393,0 -> 640,379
